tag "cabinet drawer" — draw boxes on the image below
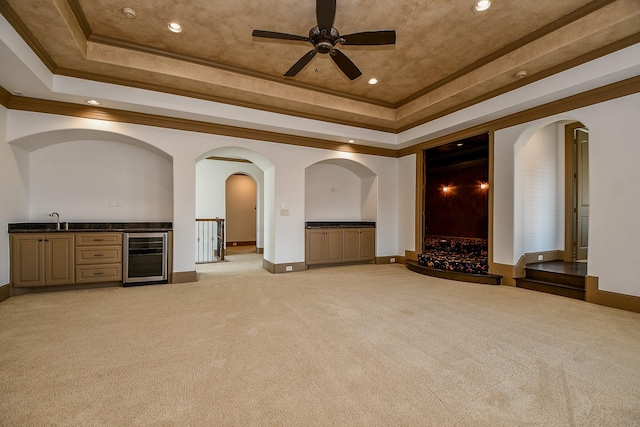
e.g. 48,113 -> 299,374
76,233 -> 122,246
75,264 -> 122,283
75,246 -> 122,264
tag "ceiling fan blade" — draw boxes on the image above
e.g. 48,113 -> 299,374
284,50 -> 317,77
316,0 -> 336,30
341,30 -> 396,45
330,49 -> 362,80
252,30 -> 311,43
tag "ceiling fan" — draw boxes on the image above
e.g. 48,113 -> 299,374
252,0 -> 396,80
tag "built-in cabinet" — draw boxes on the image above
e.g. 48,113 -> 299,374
10,232 -> 122,288
343,228 -> 376,263
10,233 -> 75,287
75,233 -> 123,284
305,226 -> 375,267
306,229 -> 344,265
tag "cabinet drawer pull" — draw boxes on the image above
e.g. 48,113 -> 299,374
93,272 -> 104,275
94,239 -> 104,242
93,253 -> 105,257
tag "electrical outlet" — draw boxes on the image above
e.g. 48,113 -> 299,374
538,254 -> 543,261
280,209 -> 289,216
390,258 -> 396,263
285,266 -> 293,272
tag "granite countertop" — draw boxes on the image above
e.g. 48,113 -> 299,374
8,222 -> 173,233
305,221 -> 376,229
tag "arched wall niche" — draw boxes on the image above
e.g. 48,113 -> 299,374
305,158 -> 378,222
195,146 -> 273,261
10,128 -> 172,160
8,128 -> 174,222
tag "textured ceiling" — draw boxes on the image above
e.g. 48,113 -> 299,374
1,0 -> 639,131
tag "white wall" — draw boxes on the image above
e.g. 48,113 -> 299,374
494,92 -> 640,297
397,154 -> 416,254
29,140 -> 173,222
196,159 -> 263,219
305,163 -> 362,221
0,106 -> 30,287
4,111 -> 401,276
522,123 -> 564,253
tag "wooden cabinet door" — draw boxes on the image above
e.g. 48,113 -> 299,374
343,229 -> 359,262
11,234 -> 45,287
306,229 -> 327,265
359,228 -> 376,261
325,229 -> 343,264
44,234 -> 75,286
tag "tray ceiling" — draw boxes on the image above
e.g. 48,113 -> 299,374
1,0 -> 639,132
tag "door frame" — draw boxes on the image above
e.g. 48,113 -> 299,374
563,122 -> 588,262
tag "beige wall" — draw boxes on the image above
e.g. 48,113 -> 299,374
225,174 -> 257,243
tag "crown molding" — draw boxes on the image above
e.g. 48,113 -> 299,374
0,85 -> 10,107
0,0 -> 57,72
6,95 -> 400,158
1,72 -> 638,159
398,74 -> 640,157
396,0 -> 619,107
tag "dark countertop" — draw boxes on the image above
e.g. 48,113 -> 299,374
8,222 -> 173,233
305,221 -> 376,229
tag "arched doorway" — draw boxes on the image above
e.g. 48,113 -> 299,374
225,173 -> 257,254
195,147 -> 273,272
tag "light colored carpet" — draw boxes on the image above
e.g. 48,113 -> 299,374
1,254 -> 639,426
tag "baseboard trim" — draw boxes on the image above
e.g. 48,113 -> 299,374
263,259 -> 275,273
491,262 -> 520,286
227,241 -> 256,247
404,250 -> 417,261
586,276 -> 640,313
172,270 -> 197,283
376,256 -> 403,265
523,250 -> 563,264
0,284 -> 10,302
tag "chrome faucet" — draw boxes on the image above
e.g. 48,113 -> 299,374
49,212 -> 60,230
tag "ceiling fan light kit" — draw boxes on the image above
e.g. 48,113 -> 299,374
252,0 -> 396,81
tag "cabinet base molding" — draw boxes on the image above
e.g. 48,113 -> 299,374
306,259 -> 375,270
10,281 -> 123,296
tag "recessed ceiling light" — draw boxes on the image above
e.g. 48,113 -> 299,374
473,0 -> 492,12
516,70 -> 528,79
86,99 -> 101,106
122,7 -> 137,19
348,139 -> 355,143
167,22 -> 183,33
368,78 -> 378,85
457,143 -> 464,147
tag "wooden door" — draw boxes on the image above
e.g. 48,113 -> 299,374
575,128 -> 589,260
